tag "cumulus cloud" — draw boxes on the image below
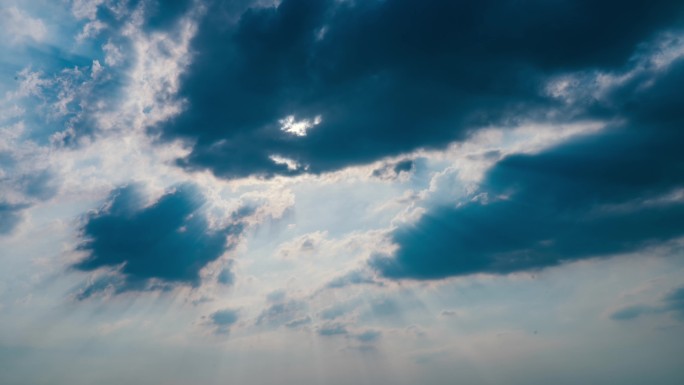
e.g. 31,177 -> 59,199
73,183 -> 248,295
372,51 -> 684,279
156,0 -> 684,179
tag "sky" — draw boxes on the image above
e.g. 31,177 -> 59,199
1,0 -> 684,384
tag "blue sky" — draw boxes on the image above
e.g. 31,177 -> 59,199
1,1 -> 684,384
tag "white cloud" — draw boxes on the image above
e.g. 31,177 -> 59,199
76,19 -> 107,41
94,13 -> 198,133
102,40 -> 124,66
70,0 -> 105,20
269,154 -> 301,171
279,114 -> 322,136
0,7 -> 47,44
546,32 -> 684,106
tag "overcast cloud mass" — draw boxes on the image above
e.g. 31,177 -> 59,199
1,1 -> 684,384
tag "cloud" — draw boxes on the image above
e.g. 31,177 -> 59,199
369,298 -> 402,318
255,299 -> 308,327
354,330 -> 381,343
319,303 -> 352,321
3,0 -> 200,149
0,203 -> 27,235
664,286 -> 684,320
154,0 -> 684,179
611,285 -> 684,321
285,316 -> 312,329
73,183 -> 246,294
325,269 -> 380,289
7,59 -> 125,145
317,323 -> 348,337
74,272 -> 125,301
217,267 -> 235,286
317,323 -> 382,349
610,305 -> 660,321
210,308 -> 240,334
372,55 -> 684,279
10,170 -> 57,201
266,289 -> 287,303
0,145 -> 57,235
371,159 -> 414,181
143,0 -> 196,31
0,7 -> 47,44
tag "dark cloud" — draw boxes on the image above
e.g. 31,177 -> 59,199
210,308 -> 240,334
144,0 -> 264,31
393,160 -> 414,174
89,0 -> 195,33
155,0 -> 684,179
143,0 -> 195,30
372,58 -> 684,279
73,183 -> 245,294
